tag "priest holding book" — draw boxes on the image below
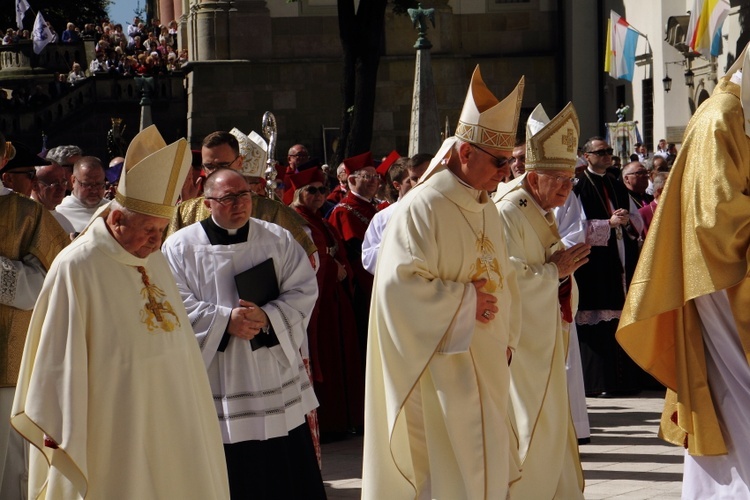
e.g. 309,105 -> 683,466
162,168 -> 325,499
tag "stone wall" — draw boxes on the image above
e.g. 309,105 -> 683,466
186,53 -> 558,160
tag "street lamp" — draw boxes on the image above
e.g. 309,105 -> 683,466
684,68 -> 694,87
663,70 -> 673,92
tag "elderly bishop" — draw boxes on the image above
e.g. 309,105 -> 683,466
11,126 -> 230,499
494,103 -> 590,498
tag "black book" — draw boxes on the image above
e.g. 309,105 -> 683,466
217,258 -> 281,352
234,258 -> 280,307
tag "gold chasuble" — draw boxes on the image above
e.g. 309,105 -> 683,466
495,186 -> 584,498
363,166 -> 521,499
616,78 -> 750,456
167,195 -> 317,256
0,193 -> 68,387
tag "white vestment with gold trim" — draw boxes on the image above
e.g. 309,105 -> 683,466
362,167 -> 521,500
11,218 -> 229,499
496,187 -> 584,499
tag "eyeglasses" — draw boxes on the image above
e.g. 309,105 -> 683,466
37,179 -> 69,188
8,170 -> 36,180
289,152 -> 309,159
201,155 -> 240,172
304,186 -> 329,195
356,174 -> 380,182
473,144 -> 510,169
205,190 -> 251,206
74,177 -> 105,189
537,172 -> 579,186
624,170 -> 648,177
586,148 -> 614,157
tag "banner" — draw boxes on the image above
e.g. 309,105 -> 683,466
686,0 -> 730,57
32,12 -> 53,55
607,11 -> 639,81
16,0 -> 30,30
606,121 -> 642,161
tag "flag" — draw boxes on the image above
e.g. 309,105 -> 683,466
607,11 -> 639,82
686,0 -> 730,57
16,0 -> 30,30
32,12 -> 53,55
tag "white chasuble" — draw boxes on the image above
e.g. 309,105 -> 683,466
162,218 -> 319,443
11,218 -> 229,500
495,186 -> 584,499
363,167 -> 521,500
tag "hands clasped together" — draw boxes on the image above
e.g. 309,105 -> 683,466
548,242 -> 592,278
228,299 -> 269,340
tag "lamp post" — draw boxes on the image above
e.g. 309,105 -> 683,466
684,68 -> 694,87
662,70 -> 672,92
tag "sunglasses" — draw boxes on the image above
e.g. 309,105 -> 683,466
473,144 -> 510,169
304,186 -> 329,195
8,170 -> 36,180
587,148 -> 614,157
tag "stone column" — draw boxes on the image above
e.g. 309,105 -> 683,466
189,0 -> 234,61
159,0 -> 175,24
407,4 -> 441,157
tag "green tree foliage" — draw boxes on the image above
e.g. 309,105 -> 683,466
2,0 -> 111,33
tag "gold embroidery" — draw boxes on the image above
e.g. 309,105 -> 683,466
458,208 -> 503,292
135,266 -> 181,332
561,127 -> 576,152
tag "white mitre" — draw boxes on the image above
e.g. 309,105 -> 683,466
525,102 -> 579,173
454,66 -> 525,153
230,128 -> 267,178
115,125 -> 191,219
421,65 -> 525,183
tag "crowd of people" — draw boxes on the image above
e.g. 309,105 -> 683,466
0,16 -> 188,113
0,48 -> 748,499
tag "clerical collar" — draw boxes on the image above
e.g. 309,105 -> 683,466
526,190 -> 549,217
451,171 -> 482,200
201,216 -> 250,245
587,166 -> 607,177
350,190 -> 373,204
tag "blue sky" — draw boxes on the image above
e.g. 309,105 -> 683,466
108,0 -> 143,27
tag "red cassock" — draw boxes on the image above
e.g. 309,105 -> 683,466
296,205 -> 365,434
326,185 -> 347,204
327,192 -> 376,297
326,192 -> 376,384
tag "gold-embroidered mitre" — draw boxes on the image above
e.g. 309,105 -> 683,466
454,66 -> 525,154
115,125 -> 191,219
525,102 -> 579,172
230,128 -> 267,178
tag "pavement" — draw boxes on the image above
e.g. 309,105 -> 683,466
321,390 -> 684,499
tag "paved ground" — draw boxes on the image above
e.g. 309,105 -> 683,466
321,390 -> 684,499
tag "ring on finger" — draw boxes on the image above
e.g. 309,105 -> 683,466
482,310 -> 491,319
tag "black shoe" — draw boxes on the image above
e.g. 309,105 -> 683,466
577,437 -> 591,445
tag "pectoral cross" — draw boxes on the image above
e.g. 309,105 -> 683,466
145,292 -> 166,322
136,266 -> 180,332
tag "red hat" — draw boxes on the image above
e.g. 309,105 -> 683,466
376,150 -> 401,177
342,151 -> 374,175
283,167 -> 326,205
